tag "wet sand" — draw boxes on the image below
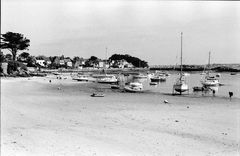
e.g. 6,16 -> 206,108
1,76 -> 240,156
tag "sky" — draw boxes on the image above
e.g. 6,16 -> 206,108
1,0 -> 240,65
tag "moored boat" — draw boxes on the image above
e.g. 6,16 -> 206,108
133,73 -> 148,79
97,74 -> 118,84
173,32 -> 189,95
201,76 -> 219,86
149,82 -> 158,85
91,93 -> 105,97
150,75 -> 166,82
72,75 -> 89,81
201,52 -> 219,87
111,84 -> 120,89
124,82 -> 144,93
193,86 -> 203,92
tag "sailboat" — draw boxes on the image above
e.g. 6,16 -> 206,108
97,47 -> 118,84
173,32 -> 189,95
201,52 -> 219,86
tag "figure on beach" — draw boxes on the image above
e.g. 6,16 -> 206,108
229,92 -> 233,100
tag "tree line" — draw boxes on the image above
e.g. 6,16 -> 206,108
1,31 -> 149,73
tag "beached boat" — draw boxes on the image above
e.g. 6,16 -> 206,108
97,74 -> 118,84
201,76 -> 219,86
124,82 -> 144,93
91,93 -> 105,97
201,52 -> 219,87
72,75 -> 89,81
52,72 -> 60,75
230,72 -> 237,75
193,86 -> 203,92
149,82 -> 158,85
216,73 -> 221,77
111,84 -> 120,89
133,73 -> 148,79
150,74 -> 166,82
147,73 -> 155,79
173,32 -> 189,95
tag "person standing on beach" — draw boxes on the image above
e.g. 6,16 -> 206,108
212,90 -> 215,97
229,92 -> 233,100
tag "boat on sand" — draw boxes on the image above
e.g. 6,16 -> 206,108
173,32 -> 189,95
124,82 -> 144,93
91,93 -> 105,97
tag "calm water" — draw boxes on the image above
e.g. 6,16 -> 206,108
124,72 -> 240,98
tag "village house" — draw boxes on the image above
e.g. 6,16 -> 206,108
73,58 -> 86,69
64,58 -> 73,68
36,58 -> 46,67
110,59 -> 133,68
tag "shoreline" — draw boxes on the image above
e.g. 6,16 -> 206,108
1,77 -> 240,156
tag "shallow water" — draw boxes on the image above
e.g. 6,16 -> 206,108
127,72 -> 240,98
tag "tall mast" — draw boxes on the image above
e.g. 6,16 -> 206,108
208,51 -> 211,68
180,32 -> 183,79
105,47 -> 108,60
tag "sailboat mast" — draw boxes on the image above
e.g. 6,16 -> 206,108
180,32 -> 183,79
105,47 -> 108,60
208,51 -> 211,68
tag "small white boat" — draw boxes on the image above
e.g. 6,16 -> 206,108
124,82 -> 144,93
201,76 -> 219,86
91,93 -> 105,97
149,82 -> 158,85
173,78 -> 189,94
133,74 -> 148,79
72,75 -> 89,81
52,72 -> 60,75
151,74 -> 166,82
97,74 -> 118,84
147,73 -> 155,79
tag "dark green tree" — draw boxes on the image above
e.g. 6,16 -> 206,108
109,54 -> 148,68
18,52 -> 30,61
1,32 -> 30,61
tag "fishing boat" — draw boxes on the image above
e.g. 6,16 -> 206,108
173,32 -> 189,95
149,82 -> 158,85
124,82 -> 144,93
110,84 -> 120,89
193,86 -> 203,92
150,74 -> 166,82
201,52 -> 219,86
133,73 -> 148,79
97,74 -> 118,84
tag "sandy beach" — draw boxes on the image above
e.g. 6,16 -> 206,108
1,76 -> 240,156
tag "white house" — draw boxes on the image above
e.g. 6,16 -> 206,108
36,59 -> 45,67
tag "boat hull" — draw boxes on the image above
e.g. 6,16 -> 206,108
124,86 -> 144,93
150,78 -> 166,82
173,83 -> 189,93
